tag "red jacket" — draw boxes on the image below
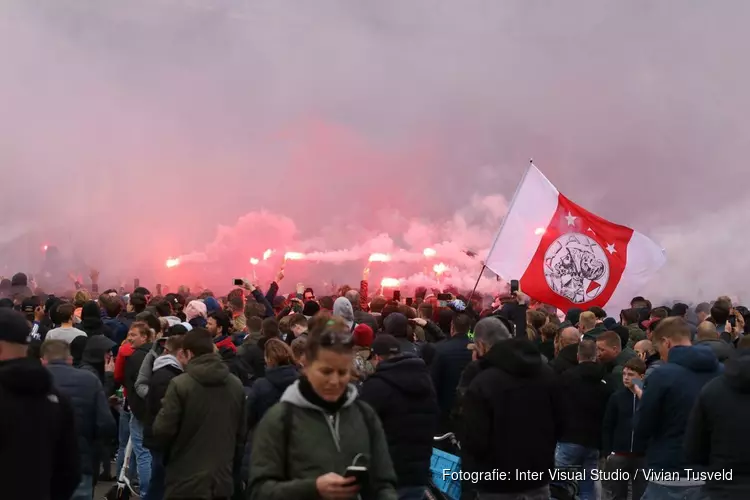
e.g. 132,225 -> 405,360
214,335 -> 237,353
114,342 -> 135,396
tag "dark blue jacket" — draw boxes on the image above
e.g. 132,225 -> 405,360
246,364 -> 299,430
431,333 -> 473,430
46,360 -> 116,475
602,388 -> 646,455
634,345 -> 722,472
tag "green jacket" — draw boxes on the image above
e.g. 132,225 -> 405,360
582,325 -> 607,340
606,348 -> 638,390
626,324 -> 646,349
152,353 -> 246,499
248,381 -> 397,500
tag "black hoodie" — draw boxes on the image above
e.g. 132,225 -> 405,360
685,350 -> 750,497
462,338 -> 564,494
360,354 -> 438,487
0,357 -> 81,500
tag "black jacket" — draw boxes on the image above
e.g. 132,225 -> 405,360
685,349 -> 750,497
238,335 -> 266,379
559,362 -> 612,449
125,342 -> 152,421
550,343 -> 578,375
46,361 -> 116,475
360,355 -> 438,487
537,339 -> 555,361
602,388 -> 646,455
354,309 -> 379,334
246,364 -> 299,430
143,355 -> 184,450
431,333 -> 472,429
0,358 -> 81,500
462,339 -> 564,494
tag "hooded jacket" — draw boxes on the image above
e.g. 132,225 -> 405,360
46,360 -> 116,474
333,296 -> 356,330
152,353 -> 246,499
559,361 -> 613,449
360,355 -> 438,487
383,313 -> 420,357
143,354 -> 184,450
462,339 -> 564,493
0,357 -> 81,500
634,345 -> 722,474
685,350 -> 750,497
696,338 -> 734,363
246,364 -> 300,429
248,380 -> 398,500
550,343 -> 579,374
238,332 -> 266,379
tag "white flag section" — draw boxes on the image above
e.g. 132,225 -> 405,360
485,164 -> 666,313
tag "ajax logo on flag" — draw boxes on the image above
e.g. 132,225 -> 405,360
543,233 -> 610,304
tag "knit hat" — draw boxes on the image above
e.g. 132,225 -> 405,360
203,296 -> 220,314
0,308 -> 31,344
384,313 -> 408,338
353,324 -> 374,348
185,300 -> 208,322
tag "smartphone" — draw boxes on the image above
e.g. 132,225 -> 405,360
632,378 -> 644,390
405,297 -> 413,307
344,465 -> 368,486
233,278 -> 244,287
729,315 -> 737,327
510,279 -> 520,294
393,290 -> 401,302
133,278 -> 140,289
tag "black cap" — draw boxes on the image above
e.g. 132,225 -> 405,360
82,335 -> 116,364
0,308 -> 31,345
371,334 -> 401,356
21,296 -> 40,314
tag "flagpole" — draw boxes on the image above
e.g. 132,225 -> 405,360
467,159 -> 536,304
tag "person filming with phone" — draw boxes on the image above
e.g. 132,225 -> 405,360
248,318 -> 397,500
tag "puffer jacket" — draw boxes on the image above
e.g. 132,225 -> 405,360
46,360 -> 116,474
152,353 -> 246,499
248,380 -> 398,500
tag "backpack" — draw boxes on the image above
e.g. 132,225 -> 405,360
281,399 -> 375,479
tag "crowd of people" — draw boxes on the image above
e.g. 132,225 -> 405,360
1,267 -> 749,500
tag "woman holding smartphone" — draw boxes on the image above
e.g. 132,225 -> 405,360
248,317 -> 397,500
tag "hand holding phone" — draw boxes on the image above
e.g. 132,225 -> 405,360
315,472 -> 360,498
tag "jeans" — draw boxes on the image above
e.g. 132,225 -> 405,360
555,442 -> 599,500
602,454 -> 646,500
476,485 -> 550,500
116,409 -> 137,478
129,414 -> 153,493
144,450 -> 166,500
397,485 -> 426,500
70,474 -> 93,500
642,482 -> 708,500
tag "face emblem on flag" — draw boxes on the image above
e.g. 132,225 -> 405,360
544,233 -> 609,303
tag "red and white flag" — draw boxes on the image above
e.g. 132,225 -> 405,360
485,164 -> 665,313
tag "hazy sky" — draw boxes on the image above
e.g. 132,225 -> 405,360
2,0 -> 748,300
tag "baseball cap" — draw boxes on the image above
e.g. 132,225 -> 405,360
22,296 -> 40,314
82,335 -> 116,364
0,308 -> 32,345
371,334 -> 401,356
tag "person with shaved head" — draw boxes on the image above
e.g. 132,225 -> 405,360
634,339 -> 663,379
695,320 -> 733,362
596,330 -> 637,390
551,326 -> 581,375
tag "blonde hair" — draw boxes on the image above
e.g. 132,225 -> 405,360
74,289 -> 91,308
579,311 -> 597,331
